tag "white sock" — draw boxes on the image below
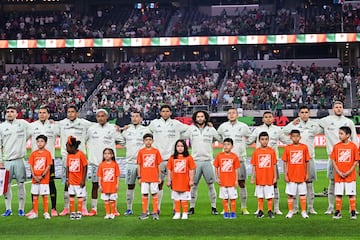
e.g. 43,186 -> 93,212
158,190 -> 163,210
91,199 -> 98,210
64,191 -> 69,208
240,187 -> 247,209
307,183 -> 315,210
208,183 -> 217,208
190,185 -> 198,208
4,185 -> 12,210
328,180 -> 335,210
274,187 -> 280,211
126,189 -> 134,210
18,182 -> 26,210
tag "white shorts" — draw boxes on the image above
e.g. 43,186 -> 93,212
335,181 -> 356,196
285,182 -> 307,196
31,184 -> 50,195
101,193 -> 118,201
141,182 -> 159,195
255,185 -> 275,199
171,191 -> 191,201
219,186 -> 238,200
68,185 -> 87,198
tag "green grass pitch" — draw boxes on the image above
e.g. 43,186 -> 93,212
1,147 -> 359,240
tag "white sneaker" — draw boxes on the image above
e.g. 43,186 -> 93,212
301,211 -> 309,219
109,214 -> 115,219
275,209 -> 283,215
308,208 -> 317,215
181,213 -> 188,219
27,212 -> 38,219
254,209 -> 259,215
285,211 -> 293,219
173,213 -> 181,220
43,212 -> 51,220
104,214 -> 111,219
324,208 -> 334,215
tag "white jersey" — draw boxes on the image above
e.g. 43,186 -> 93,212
0,119 -> 30,162
282,119 -> 321,159
58,118 -> 93,159
217,121 -> 251,162
183,125 -> 221,162
86,122 -> 122,166
119,124 -> 150,164
148,118 -> 188,160
247,124 -> 291,159
29,120 -> 59,159
318,115 -> 359,154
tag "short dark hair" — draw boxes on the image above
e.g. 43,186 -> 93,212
290,129 -> 301,135
263,111 -> 273,117
39,105 -> 50,113
143,133 -> 153,140
258,131 -> 269,140
160,105 -> 172,112
6,105 -> 16,110
223,138 -> 233,145
36,134 -> 48,142
67,105 -> 78,112
299,105 -> 309,111
131,110 -> 143,118
339,126 -> 351,136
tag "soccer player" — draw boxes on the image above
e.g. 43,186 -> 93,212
282,130 -> 310,219
0,105 -> 30,217
65,136 -> 88,220
214,138 -> 240,219
58,105 -> 93,216
28,105 -> 59,217
250,132 -> 277,219
86,109 -> 122,216
148,105 -> 188,213
97,148 -> 120,220
167,139 -> 196,220
137,133 -> 162,220
330,126 -> 359,219
283,105 -> 321,214
217,107 -> 251,214
318,101 -> 359,215
183,110 -> 221,215
27,135 -> 53,220
119,111 -> 150,216
247,111 -> 292,215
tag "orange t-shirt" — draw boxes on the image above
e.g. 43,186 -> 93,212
97,160 -> 120,194
167,154 -> 196,192
213,152 -> 240,187
330,141 -> 359,183
28,149 -> 52,184
137,147 -> 163,182
282,143 -> 310,182
250,147 -> 277,186
66,150 -> 88,185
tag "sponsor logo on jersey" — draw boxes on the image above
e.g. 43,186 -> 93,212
143,154 -> 155,168
34,157 -> 46,171
258,154 -> 271,168
69,158 -> 81,172
174,159 -> 186,173
290,150 -> 303,164
221,159 -> 233,172
338,149 -> 351,163
103,168 -> 115,182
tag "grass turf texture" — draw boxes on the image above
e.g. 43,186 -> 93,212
2,146 -> 356,240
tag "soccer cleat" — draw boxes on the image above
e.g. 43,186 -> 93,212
2,209 -> 12,217
268,210 -> 274,219
18,209 -> 25,217
350,210 -> 357,220
51,209 -> 58,217
275,209 -> 283,215
60,208 -> 69,216
173,213 -> 181,220
188,208 -> 195,215
104,214 -> 111,220
27,212 -> 38,219
333,210 -> 342,219
43,212 -> 51,220
75,212 -> 82,220
220,210 -> 224,215
152,213 -> 159,220
308,208 -> 317,215
211,207 -> 219,215
70,212 -> 76,220
229,212 -> 237,219
25,209 -> 35,217
292,210 -> 299,215
87,209 -> 97,216
241,208 -> 250,215
324,207 -> 334,215
124,209 -> 133,216
285,211 -> 294,219
301,211 -> 309,219
139,213 -> 149,220
223,212 -> 230,219
81,208 -> 89,216
181,213 -> 188,220
256,210 -> 264,218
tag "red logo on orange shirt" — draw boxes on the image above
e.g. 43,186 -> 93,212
174,159 -> 186,173
143,154 -> 155,168
338,149 -> 351,163
290,151 -> 304,164
221,159 -> 233,172
34,157 -> 46,171
103,168 -> 115,182
258,154 -> 271,168
69,158 -> 81,172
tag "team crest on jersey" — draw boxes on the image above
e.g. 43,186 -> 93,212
221,159 -> 233,172
69,158 -> 81,172
338,149 -> 351,163
143,154 -> 155,168
102,168 -> 115,182
174,159 -> 186,173
290,151 -> 303,164
258,154 -> 271,168
34,157 -> 46,171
